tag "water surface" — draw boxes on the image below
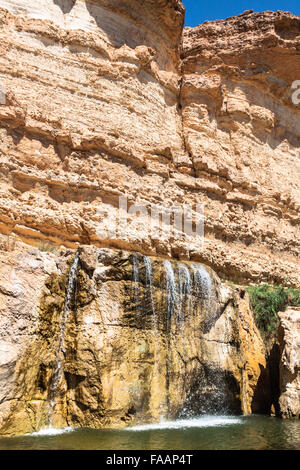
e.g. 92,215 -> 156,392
0,415 -> 300,450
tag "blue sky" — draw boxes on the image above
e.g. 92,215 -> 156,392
183,0 -> 300,27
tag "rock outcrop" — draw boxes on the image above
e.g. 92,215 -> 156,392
181,10 -> 300,285
0,236 -> 266,435
0,3 -> 298,285
278,307 -> 300,418
0,0 -> 185,252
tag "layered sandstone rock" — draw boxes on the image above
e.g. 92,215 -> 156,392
0,0 -> 185,252
181,10 -> 300,285
278,307 -> 300,418
0,2 -> 298,285
0,0 -> 299,437
0,236 -> 266,435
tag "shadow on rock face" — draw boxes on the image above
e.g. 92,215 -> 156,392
54,0 -> 76,15
251,343 -> 281,416
274,17 -> 300,40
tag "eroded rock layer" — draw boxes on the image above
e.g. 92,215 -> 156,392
279,307 -> 300,418
181,10 -> 300,285
0,236 -> 266,435
0,3 -> 298,285
0,0 -> 185,255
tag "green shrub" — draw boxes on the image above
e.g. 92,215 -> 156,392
246,284 -> 300,336
286,288 -> 300,307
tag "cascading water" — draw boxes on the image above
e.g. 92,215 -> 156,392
132,253 -> 140,311
143,255 -> 161,411
163,260 -> 177,324
177,263 -> 192,360
143,256 -> 157,330
163,260 -> 179,415
191,264 -> 216,314
178,264 -> 192,323
176,264 -> 231,417
48,251 -> 80,426
129,255 -> 232,420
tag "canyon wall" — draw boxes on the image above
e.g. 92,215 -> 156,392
0,235 -> 266,435
0,0 -> 185,255
181,10 -> 300,285
0,2 -> 298,285
0,0 -> 299,436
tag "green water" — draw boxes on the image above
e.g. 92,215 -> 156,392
0,415 -> 300,450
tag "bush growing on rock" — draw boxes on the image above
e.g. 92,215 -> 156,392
246,285 -> 300,336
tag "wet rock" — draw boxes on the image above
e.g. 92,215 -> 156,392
0,239 -> 267,435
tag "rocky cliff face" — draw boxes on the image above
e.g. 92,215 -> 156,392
0,235 -> 266,435
279,307 -> 300,418
0,1 -> 299,436
0,2 -> 298,285
0,0 -> 185,251
181,10 -> 300,285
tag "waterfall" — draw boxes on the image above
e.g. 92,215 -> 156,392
143,256 -> 156,328
128,255 -> 222,419
49,251 -> 79,425
132,253 -> 140,311
178,264 -> 192,323
163,260 -> 177,322
143,255 -> 161,409
191,264 -> 216,314
163,260 -> 178,416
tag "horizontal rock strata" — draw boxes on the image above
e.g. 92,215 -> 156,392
181,10 -> 300,285
0,3 -> 297,285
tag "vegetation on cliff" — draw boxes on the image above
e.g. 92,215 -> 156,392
247,285 -> 300,335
